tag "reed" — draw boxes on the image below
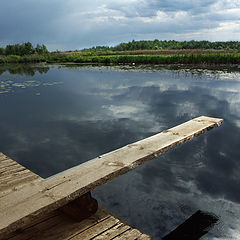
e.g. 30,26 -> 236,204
1,52 -> 240,65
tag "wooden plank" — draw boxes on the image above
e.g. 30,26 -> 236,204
9,214 -> 67,240
92,223 -> 131,240
0,116 -> 223,237
113,228 -> 146,239
6,210 -> 61,239
0,174 -> 41,193
0,165 -> 26,176
5,207 -> 113,240
137,234 -> 153,240
0,154 -> 152,240
0,169 -> 36,181
0,154 -> 42,199
70,216 -> 120,240
0,154 -> 41,183
3,206 -> 152,240
0,161 -> 19,170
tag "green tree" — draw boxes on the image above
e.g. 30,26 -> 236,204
36,44 -> 48,54
24,42 -> 35,55
0,47 -> 5,55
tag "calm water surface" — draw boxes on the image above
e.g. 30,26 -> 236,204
0,64 -> 240,239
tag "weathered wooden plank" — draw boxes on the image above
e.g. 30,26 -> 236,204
0,165 -> 26,175
0,116 -> 223,237
3,206 -> 151,240
12,211 -> 61,237
9,214 -> 67,240
92,223 -> 131,240
0,169 -> 35,181
0,155 -> 153,240
0,154 -> 42,199
114,228 -> 146,239
0,154 -> 41,183
4,207 -> 111,240
137,234 -> 153,240
0,175 -> 41,196
70,216 -> 120,240
0,161 -> 19,170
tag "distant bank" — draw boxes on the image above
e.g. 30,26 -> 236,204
1,50 -> 240,65
0,40 -> 240,65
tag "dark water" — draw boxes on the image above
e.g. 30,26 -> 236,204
0,64 -> 240,239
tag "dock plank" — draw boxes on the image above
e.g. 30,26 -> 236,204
0,155 -> 152,240
114,228 -> 150,239
92,223 -> 131,240
69,216 -> 120,240
3,206 -> 151,240
0,116 -> 223,237
0,154 -> 41,199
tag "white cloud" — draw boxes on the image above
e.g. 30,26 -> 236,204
0,0 -> 240,50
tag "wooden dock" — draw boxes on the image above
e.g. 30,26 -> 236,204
0,116 -> 223,240
0,153 -> 151,240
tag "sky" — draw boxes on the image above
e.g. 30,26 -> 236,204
0,0 -> 240,51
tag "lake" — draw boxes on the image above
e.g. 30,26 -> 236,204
0,64 -> 240,239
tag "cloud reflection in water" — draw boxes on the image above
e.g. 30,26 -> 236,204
0,65 -> 240,239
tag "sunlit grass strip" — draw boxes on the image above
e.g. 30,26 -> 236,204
47,53 -> 240,64
0,54 -> 47,64
1,53 -> 240,65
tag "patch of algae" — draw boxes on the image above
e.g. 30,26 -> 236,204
0,79 -> 63,95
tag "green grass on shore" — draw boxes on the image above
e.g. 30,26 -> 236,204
1,51 -> 240,65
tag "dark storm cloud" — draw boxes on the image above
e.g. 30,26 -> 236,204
144,0 -> 217,13
0,1 -> 65,44
0,0 -> 240,50
107,0 -> 217,17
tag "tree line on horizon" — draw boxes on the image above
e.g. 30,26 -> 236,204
84,40 -> 240,52
1,40 -> 240,57
0,42 -> 48,56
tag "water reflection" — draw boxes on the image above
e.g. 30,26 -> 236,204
0,65 -> 240,239
162,210 -> 219,240
0,64 -> 49,76
0,64 -> 61,95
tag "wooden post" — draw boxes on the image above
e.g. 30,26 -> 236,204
59,192 -> 98,221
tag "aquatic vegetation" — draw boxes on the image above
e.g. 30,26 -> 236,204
0,78 -> 63,95
42,81 -> 63,86
0,52 -> 240,65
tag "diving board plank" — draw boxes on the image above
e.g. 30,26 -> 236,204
0,116 -> 223,237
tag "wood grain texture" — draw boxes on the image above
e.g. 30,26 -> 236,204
0,155 -> 152,240
113,228 -> 150,240
3,206 -> 151,240
92,223 -> 131,240
0,153 -> 42,198
0,116 -> 223,237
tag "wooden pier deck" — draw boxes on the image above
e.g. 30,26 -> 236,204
0,116 -> 223,240
0,153 -> 152,240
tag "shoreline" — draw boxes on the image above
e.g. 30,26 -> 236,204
0,51 -> 240,67
1,61 -> 240,70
